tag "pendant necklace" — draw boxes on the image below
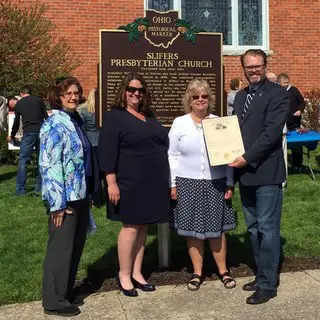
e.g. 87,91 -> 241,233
191,113 -> 204,131
194,122 -> 203,131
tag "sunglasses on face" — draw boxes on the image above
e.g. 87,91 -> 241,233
191,94 -> 209,100
126,86 -> 145,94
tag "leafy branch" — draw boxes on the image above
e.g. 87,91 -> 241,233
118,17 -> 151,43
175,19 -> 205,44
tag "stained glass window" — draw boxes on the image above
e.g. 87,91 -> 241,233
148,0 -> 173,11
181,1 -> 232,45
147,0 -> 267,49
239,0 -> 262,45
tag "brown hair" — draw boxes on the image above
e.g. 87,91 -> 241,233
229,78 -> 242,90
240,49 -> 267,68
182,78 -> 215,114
48,77 -> 83,109
112,73 -> 151,115
277,73 -> 289,82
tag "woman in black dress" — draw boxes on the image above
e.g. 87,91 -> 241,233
98,73 -> 170,297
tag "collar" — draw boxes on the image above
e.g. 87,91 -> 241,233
61,109 -> 83,126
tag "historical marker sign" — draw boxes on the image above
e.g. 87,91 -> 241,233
99,10 -> 223,126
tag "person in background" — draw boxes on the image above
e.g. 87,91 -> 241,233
227,78 -> 242,115
266,72 -> 277,83
277,73 -> 305,171
5,96 -> 24,148
8,86 -> 48,196
7,96 -> 21,111
231,49 -> 289,304
78,88 -> 101,207
0,96 -> 7,134
169,78 -> 236,291
266,72 -> 288,186
39,77 -> 91,317
98,73 -> 170,297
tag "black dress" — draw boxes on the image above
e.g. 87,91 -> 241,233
98,108 -> 170,224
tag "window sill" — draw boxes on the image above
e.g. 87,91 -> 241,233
223,49 -> 274,56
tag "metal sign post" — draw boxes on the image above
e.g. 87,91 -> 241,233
157,223 -> 170,268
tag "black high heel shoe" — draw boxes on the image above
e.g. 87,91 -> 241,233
116,275 -> 138,297
131,277 -> 156,292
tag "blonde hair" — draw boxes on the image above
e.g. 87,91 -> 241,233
86,88 -> 97,113
182,78 -> 215,114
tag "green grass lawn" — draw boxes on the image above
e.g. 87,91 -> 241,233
0,147 -> 319,305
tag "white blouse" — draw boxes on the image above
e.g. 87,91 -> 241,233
168,113 -> 234,187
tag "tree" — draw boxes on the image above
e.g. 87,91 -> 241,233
0,0 -> 81,98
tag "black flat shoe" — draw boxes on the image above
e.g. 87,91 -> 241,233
70,295 -> 84,306
246,288 -> 277,305
116,275 -> 138,297
44,305 -> 81,317
131,277 -> 156,291
243,279 -> 258,291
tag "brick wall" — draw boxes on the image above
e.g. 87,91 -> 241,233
224,0 -> 320,95
23,0 -> 319,96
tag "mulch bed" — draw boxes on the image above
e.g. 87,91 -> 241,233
74,256 -> 320,296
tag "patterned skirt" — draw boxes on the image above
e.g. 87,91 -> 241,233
170,177 -> 236,240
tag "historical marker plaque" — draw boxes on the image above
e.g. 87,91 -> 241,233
99,10 -> 222,126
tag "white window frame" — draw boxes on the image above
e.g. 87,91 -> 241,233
145,0 -> 270,55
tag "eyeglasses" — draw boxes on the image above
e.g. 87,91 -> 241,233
243,64 -> 265,71
126,86 -> 145,94
62,92 -> 80,99
191,94 -> 209,100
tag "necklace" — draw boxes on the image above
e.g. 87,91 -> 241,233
190,113 -> 205,131
194,122 -> 203,131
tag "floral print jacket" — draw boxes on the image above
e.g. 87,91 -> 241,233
39,111 -> 87,212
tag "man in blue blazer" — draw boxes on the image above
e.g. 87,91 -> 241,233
230,49 -> 289,304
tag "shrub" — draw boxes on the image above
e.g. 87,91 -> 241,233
0,132 -> 19,165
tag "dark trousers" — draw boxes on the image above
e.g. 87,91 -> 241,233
239,184 -> 282,292
16,132 -> 41,195
42,199 -> 89,310
288,122 -> 303,168
291,147 -> 303,167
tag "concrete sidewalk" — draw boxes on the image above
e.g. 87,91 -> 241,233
1,270 -> 319,320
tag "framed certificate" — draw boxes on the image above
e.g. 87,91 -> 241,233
202,115 -> 245,166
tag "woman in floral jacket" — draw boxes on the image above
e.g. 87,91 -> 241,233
39,77 -> 91,317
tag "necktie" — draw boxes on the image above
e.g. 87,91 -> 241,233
242,88 -> 256,119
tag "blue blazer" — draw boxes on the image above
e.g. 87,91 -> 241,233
39,111 -> 87,212
233,79 -> 289,186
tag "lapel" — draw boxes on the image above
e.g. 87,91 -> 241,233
240,79 -> 270,127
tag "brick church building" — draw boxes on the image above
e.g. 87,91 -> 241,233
24,0 -> 319,96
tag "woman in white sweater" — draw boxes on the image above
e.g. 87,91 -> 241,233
168,78 -> 236,291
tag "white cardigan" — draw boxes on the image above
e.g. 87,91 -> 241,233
168,114 -> 234,187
